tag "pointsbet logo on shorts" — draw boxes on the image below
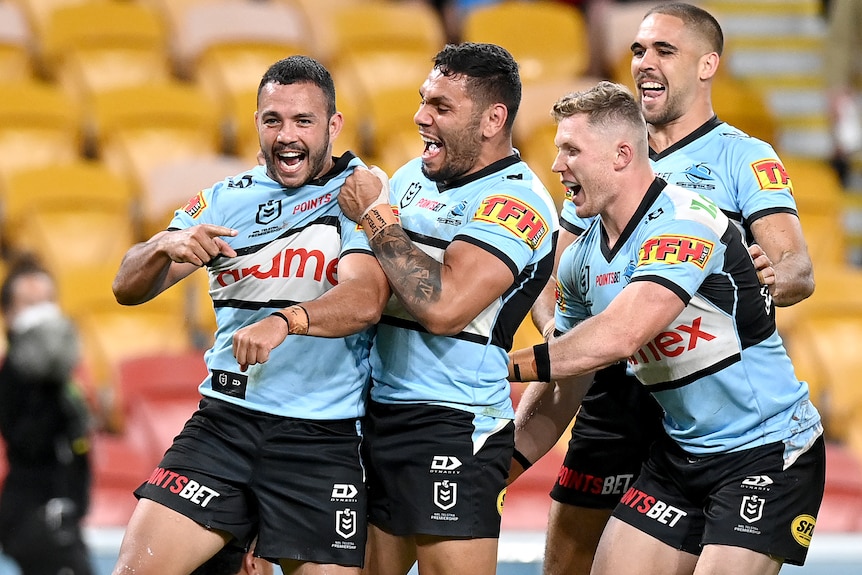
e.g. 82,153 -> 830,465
474,194 -> 548,249
791,514 -> 816,547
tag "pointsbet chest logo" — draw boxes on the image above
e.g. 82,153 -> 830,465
474,194 -> 548,249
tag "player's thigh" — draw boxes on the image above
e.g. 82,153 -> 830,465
592,516 -> 698,575
544,502 -> 612,575
112,498 -> 229,575
280,559 -> 360,575
414,534 -> 498,575
362,524 -> 417,575
693,544 -> 781,575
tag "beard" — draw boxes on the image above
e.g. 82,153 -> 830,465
421,114 -> 484,183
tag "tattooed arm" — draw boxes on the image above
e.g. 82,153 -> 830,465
367,225 -> 514,336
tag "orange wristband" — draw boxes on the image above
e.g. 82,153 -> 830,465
360,205 -> 399,240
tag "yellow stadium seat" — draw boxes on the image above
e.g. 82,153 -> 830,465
86,82 -> 222,202
10,0 -> 86,38
462,0 -> 589,85
77,306 -> 196,392
31,1 -> 173,123
0,2 -> 35,81
329,51 -> 430,164
782,155 -> 846,214
324,1 -> 445,67
0,80 -> 83,181
139,154 -> 251,239
172,0 -> 311,139
785,307 -> 862,443
11,207 -> 134,277
0,160 -> 134,248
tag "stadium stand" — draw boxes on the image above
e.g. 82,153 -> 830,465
461,0 -> 590,85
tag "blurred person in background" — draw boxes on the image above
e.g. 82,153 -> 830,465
823,0 -> 862,186
0,254 -> 94,575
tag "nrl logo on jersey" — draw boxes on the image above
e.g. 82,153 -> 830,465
256,199 -> 283,225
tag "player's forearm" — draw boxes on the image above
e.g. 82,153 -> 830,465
112,233 -> 177,305
530,278 -> 557,338
509,375 -> 592,484
299,278 -> 387,337
771,252 -> 815,307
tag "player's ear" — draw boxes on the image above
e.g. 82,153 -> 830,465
699,52 -> 719,82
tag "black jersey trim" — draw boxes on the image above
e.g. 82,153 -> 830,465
629,274 -> 691,305
560,217 -> 587,236
453,234 -> 519,278
646,353 -> 741,392
649,116 -> 722,162
600,177 -> 667,261
434,153 -> 522,192
378,315 -> 492,345
300,151 -> 357,188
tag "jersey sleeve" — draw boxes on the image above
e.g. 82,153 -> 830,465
728,136 -> 798,222
455,181 -> 556,277
559,198 -> 594,235
629,193 -> 730,303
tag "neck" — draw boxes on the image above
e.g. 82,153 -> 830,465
648,99 -> 714,154
601,168 -> 656,248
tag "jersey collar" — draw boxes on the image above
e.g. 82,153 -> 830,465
600,176 -> 668,261
649,115 -> 723,162
434,152 -> 522,192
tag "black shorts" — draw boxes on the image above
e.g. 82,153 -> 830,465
363,401 -> 513,538
613,433 -> 826,566
550,363 -> 665,509
134,398 -> 367,567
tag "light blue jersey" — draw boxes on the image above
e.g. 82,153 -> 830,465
168,153 -> 375,420
556,179 -> 821,456
371,154 -> 558,418
561,117 -> 798,241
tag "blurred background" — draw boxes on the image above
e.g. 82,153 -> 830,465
0,0 -> 860,573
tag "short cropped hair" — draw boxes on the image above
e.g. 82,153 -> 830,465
258,55 -> 337,117
551,81 -> 647,138
433,42 -> 522,131
645,2 -> 724,56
